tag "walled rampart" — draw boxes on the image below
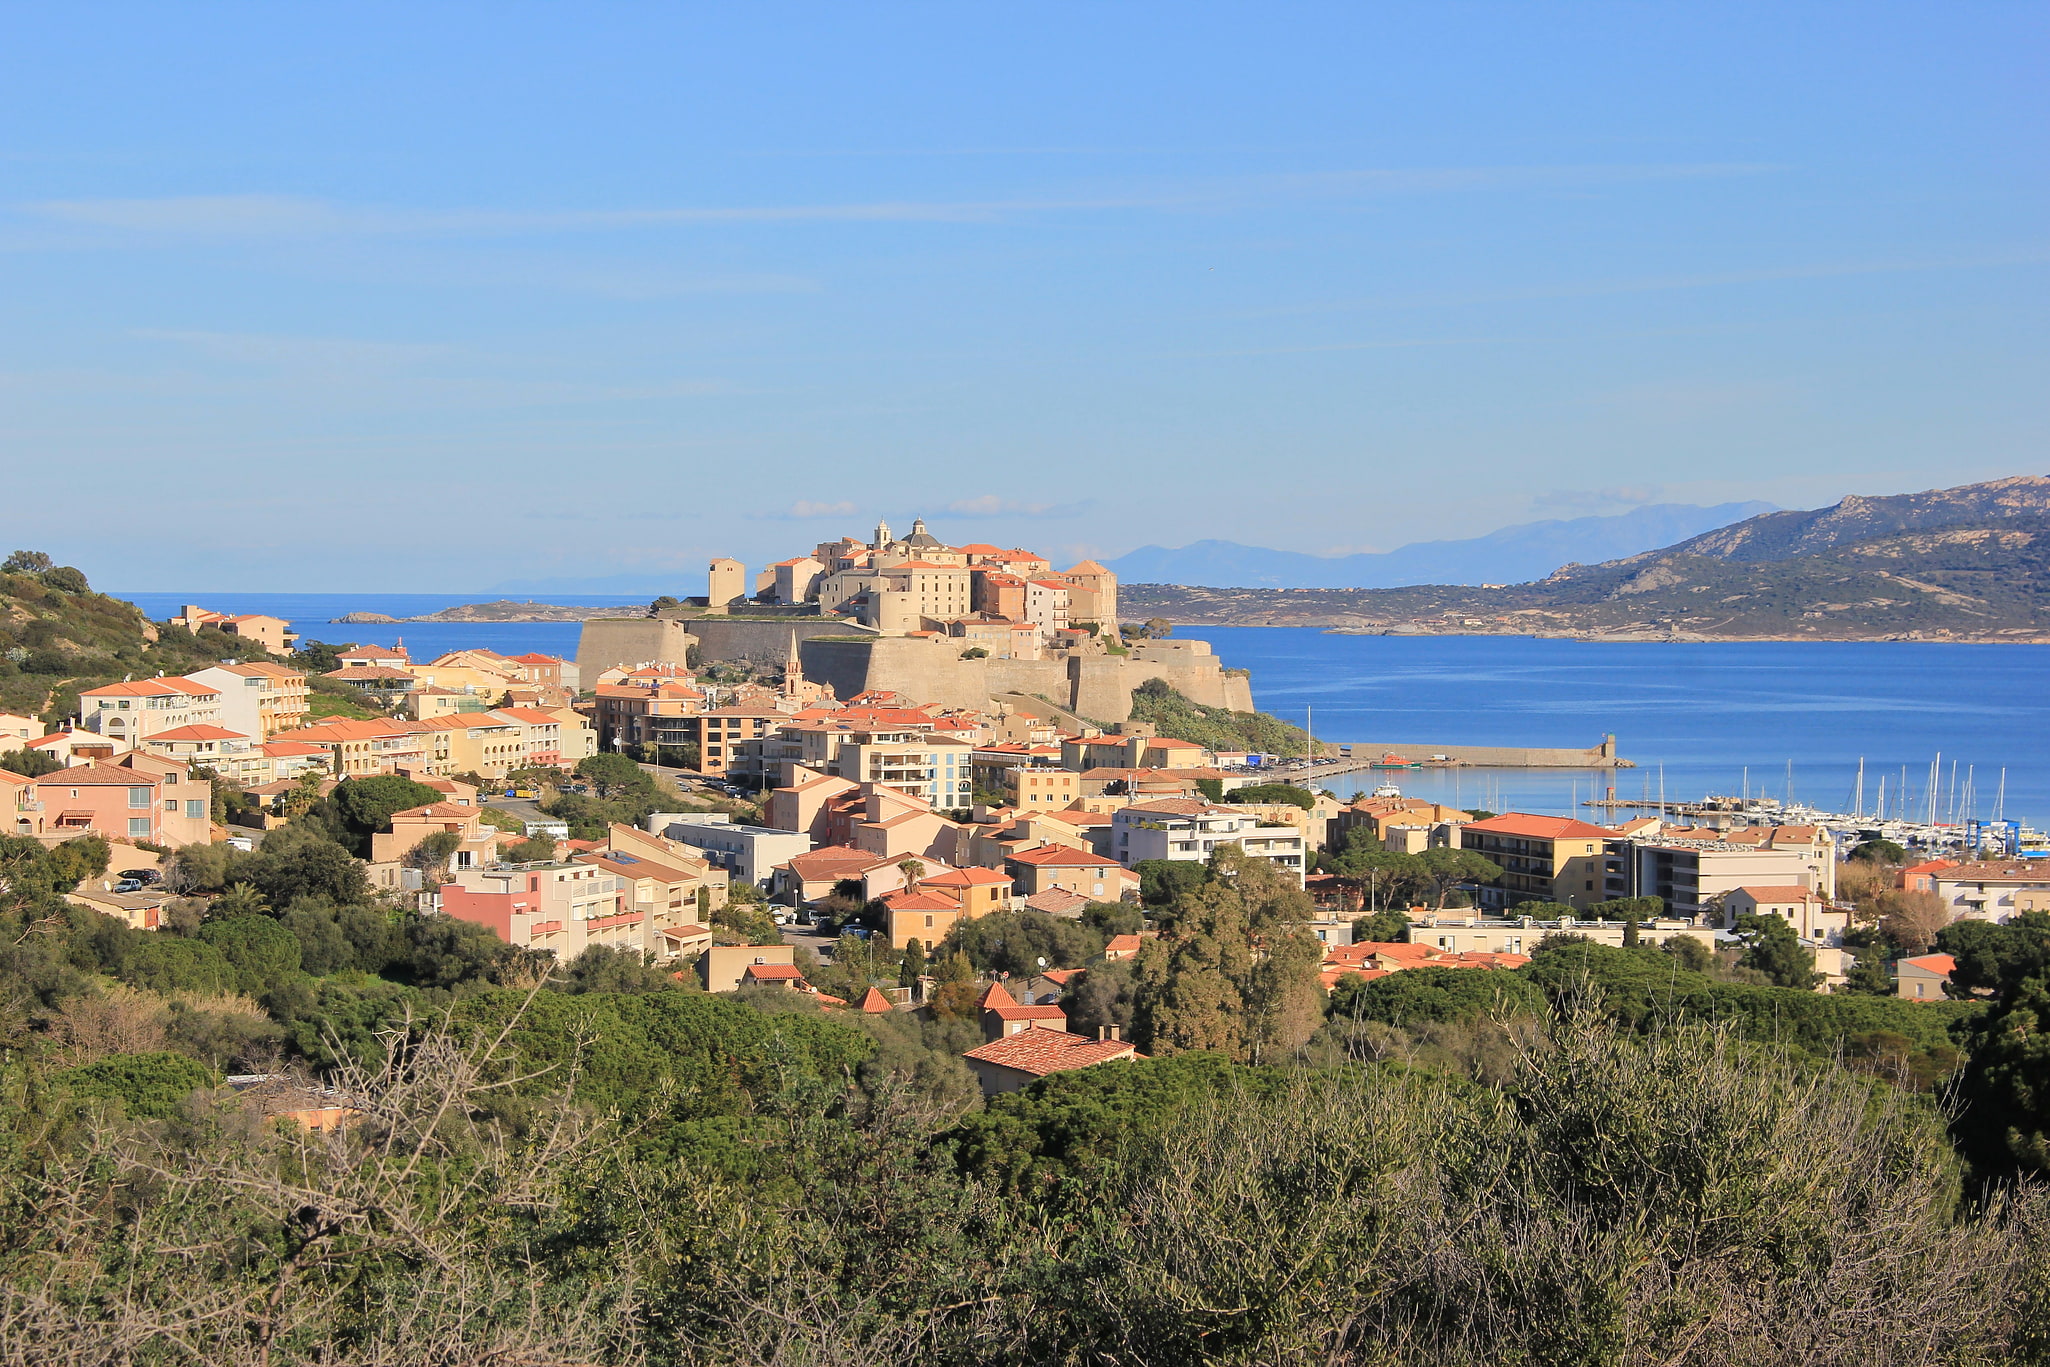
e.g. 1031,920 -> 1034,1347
799,633 -> 1258,722
1322,737 -> 1627,769
575,618 -> 697,679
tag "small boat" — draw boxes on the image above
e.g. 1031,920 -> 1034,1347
1370,783 -> 1403,799
1369,753 -> 1421,770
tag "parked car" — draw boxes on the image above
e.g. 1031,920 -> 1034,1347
225,837 -> 255,852
113,879 -> 145,893
118,868 -> 162,885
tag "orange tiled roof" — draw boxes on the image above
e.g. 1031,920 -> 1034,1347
962,1029 -> 1138,1076
1464,813 -> 1614,840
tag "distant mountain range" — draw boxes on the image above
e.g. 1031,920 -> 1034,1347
1105,502 -> 1777,589
490,571 -> 691,595
1124,476 -> 2050,641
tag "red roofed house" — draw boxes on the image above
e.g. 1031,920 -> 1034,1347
1005,843 -> 1140,902
1722,885 -> 1849,944
369,802 -> 497,868
1898,859 -> 1959,894
1102,933 -> 1144,961
962,1027 -> 1140,1096
1459,812 -> 1618,911
1895,953 -> 1956,1001
168,606 -> 298,655
879,888 -> 969,951
29,758 -> 213,848
978,986 -> 1069,1042
78,677 -> 224,745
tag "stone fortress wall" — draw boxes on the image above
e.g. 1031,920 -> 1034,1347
574,519 -> 1255,723
577,617 -> 1255,723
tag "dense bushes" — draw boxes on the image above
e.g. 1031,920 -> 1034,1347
2,1008 -> 2044,1365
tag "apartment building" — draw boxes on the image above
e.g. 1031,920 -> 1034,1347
1928,861 -> 2050,923
1608,837 -> 1829,918
186,663 -> 309,738
1457,813 -> 1619,911
168,606 -> 298,655
1004,765 -> 1080,812
645,813 -> 812,890
28,758 -> 212,847
142,725 -> 273,787
1110,799 -> 1308,883
1722,885 -> 1849,943
78,677 -> 224,744
1005,843 -> 1142,901
436,861 -> 632,958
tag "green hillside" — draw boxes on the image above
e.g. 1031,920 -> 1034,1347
0,557 -> 287,724
1126,507 -> 2050,640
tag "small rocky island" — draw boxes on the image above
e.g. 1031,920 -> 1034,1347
331,599 -> 631,624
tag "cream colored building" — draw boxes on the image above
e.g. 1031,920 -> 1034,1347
78,678 -> 224,744
187,663 -> 309,739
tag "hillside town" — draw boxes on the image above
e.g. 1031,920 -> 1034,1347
1,523 -> 2021,1098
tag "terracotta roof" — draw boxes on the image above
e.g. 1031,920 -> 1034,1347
881,889 -> 961,912
144,724 -> 249,742
1464,813 -> 1615,840
1934,862 -> 2050,881
923,865 -> 1013,887
1103,934 -> 1143,955
389,802 -> 482,821
36,763 -> 161,788
1732,885 -> 1827,902
81,677 -> 221,698
780,846 -> 887,879
1899,954 -> 1956,974
323,666 -> 417,681
987,1002 -> 1068,1023
962,1029 -> 1138,1076
1023,887 -> 1092,916
743,964 -> 808,982
859,986 -> 894,1013
977,981 -> 1015,1011
1007,843 -> 1117,868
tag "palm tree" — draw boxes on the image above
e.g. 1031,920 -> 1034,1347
897,858 -> 926,893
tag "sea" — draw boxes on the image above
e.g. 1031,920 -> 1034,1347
117,593 -> 2050,829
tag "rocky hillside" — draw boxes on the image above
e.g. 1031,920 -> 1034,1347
1125,477 -> 2050,641
0,563 -> 287,724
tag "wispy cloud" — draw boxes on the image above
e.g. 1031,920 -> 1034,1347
945,495 -> 1089,519
18,165 -> 1779,241
1245,247 -> 2050,318
1530,486 -> 1666,516
755,499 -> 859,520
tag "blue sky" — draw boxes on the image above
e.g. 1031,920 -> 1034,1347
1,2 -> 2043,592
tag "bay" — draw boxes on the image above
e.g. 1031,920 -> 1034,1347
1190,627 -> 2050,830
114,591 -> 647,665
114,593 -> 2050,827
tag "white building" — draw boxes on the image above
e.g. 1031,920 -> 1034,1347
1110,799 -> 1306,883
646,813 -> 814,890
78,678 -> 223,744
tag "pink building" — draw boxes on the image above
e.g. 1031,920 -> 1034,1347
27,760 -> 212,847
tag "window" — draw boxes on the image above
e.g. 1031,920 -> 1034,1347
128,817 -> 151,837
127,787 -> 152,809
164,799 -> 177,811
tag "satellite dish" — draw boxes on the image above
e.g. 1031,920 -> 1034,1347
1037,956 -> 1047,967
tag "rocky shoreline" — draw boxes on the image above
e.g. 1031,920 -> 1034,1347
330,599 -> 632,624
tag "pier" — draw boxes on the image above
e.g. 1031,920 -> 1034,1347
1309,735 -> 1631,775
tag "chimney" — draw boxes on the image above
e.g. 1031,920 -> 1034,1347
1106,1025 -> 1121,1042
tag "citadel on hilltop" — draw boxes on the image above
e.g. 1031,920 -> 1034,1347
577,518 -> 1254,722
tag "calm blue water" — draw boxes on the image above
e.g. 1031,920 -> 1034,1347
115,592 -> 648,664
115,594 -> 2050,828
1190,627 -> 2050,829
